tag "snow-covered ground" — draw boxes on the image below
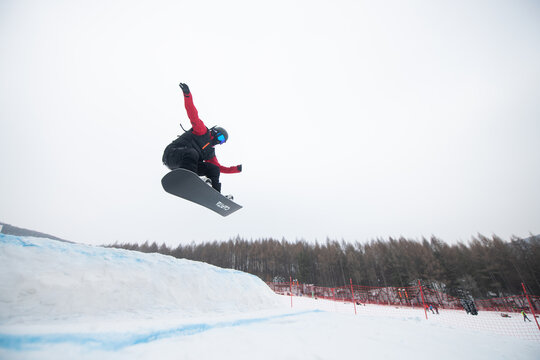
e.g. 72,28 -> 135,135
1,234 -> 539,360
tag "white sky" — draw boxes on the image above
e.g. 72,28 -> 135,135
1,0 -> 539,246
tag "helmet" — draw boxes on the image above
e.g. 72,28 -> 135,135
210,126 -> 228,145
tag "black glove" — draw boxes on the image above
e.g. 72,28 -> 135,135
237,165 -> 242,172
179,83 -> 190,95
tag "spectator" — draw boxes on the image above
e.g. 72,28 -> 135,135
521,310 -> 532,322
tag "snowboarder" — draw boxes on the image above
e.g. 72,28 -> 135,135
162,83 -> 242,193
521,310 -> 532,322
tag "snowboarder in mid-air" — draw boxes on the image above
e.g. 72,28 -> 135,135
162,83 -> 242,194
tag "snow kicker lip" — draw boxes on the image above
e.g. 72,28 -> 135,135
0,310 -> 322,351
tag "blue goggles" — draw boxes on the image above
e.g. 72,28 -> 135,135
216,133 -> 226,144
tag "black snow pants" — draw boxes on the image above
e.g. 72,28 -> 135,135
163,147 -> 221,192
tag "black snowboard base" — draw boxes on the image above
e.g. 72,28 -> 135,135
161,169 -> 242,216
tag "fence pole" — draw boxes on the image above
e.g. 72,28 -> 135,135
522,282 -> 540,331
418,280 -> 428,320
350,278 -> 357,315
290,276 -> 293,308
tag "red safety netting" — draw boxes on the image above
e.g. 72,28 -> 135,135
476,295 -> 540,313
267,280 -> 540,342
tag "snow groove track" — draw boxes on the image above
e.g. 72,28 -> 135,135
0,310 -> 320,351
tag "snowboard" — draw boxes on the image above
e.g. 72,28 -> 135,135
161,168 -> 242,216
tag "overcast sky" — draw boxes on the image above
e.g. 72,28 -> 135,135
1,0 -> 539,247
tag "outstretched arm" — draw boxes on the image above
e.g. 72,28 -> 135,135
206,156 -> 242,174
179,83 -> 207,136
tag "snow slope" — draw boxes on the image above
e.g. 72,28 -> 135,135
0,234 -> 279,323
1,234 -> 539,360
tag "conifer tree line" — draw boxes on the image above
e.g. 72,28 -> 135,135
107,235 -> 540,298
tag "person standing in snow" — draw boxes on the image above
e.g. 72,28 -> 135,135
162,83 -> 242,193
521,310 -> 532,322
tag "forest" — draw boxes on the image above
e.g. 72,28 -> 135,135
107,235 -> 540,299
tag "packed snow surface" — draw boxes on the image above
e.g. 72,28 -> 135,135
0,234 -> 279,323
0,234 -> 539,359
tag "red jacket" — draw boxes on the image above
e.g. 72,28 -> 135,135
183,94 -> 240,174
